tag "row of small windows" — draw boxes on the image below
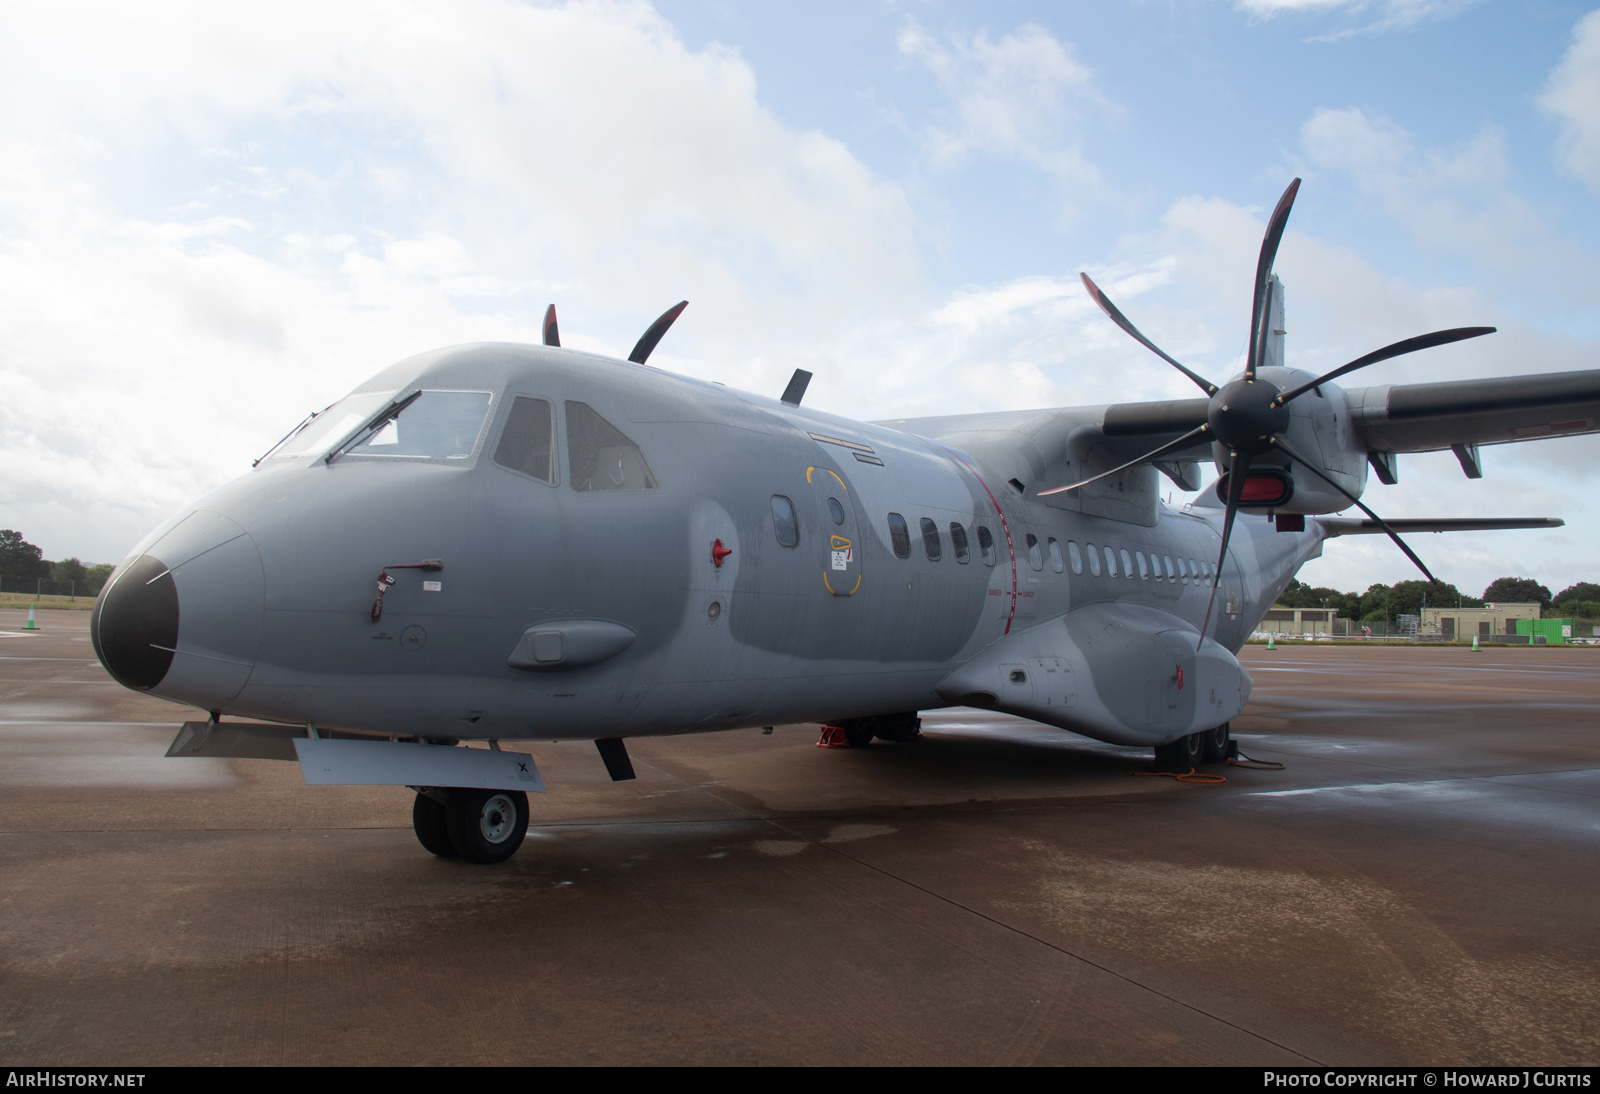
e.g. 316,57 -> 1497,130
1047,536 -> 1214,587
769,497 -> 1214,588
887,514 -> 996,565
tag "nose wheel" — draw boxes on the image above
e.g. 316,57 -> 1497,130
411,788 -> 530,863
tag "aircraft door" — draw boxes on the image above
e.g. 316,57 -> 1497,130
807,465 -> 862,597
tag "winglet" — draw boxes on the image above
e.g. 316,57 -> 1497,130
781,369 -> 812,406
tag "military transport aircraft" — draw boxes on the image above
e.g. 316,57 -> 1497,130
92,180 -> 1598,863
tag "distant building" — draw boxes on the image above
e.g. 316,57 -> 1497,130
1257,607 -> 1339,635
1418,603 -> 1540,639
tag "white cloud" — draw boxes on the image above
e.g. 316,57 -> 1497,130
1297,107 -> 1578,289
1234,0 -> 1480,38
897,20 -> 1114,210
1541,9 -> 1600,194
0,0 -> 925,561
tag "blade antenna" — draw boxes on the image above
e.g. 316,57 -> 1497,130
1245,178 -> 1300,380
543,304 -> 560,347
1272,327 -> 1496,407
1197,451 -> 1251,650
629,300 -> 688,364
1274,438 -> 1435,582
1080,273 -> 1217,397
1039,424 -> 1210,497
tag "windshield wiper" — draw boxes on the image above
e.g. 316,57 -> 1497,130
325,389 -> 422,465
253,409 -> 319,467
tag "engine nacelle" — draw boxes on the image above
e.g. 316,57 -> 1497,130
1212,366 -> 1368,516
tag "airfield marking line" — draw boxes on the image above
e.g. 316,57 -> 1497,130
0,656 -> 99,662
791,828 -> 1323,1065
0,666 -> 108,702
1233,739 -> 1600,788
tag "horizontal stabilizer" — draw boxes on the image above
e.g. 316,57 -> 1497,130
1321,517 -> 1563,536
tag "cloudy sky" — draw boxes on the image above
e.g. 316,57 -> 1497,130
2,0 -> 1597,597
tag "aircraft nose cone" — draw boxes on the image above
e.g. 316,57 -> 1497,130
92,510 -> 264,708
91,555 -> 180,690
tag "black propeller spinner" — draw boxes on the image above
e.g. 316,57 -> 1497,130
1040,178 -> 1496,648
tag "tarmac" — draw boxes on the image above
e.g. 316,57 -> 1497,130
1,607 -> 1596,1066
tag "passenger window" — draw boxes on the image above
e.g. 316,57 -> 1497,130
949,523 -> 970,564
1026,534 -> 1043,571
771,495 -> 799,548
921,518 -> 942,561
828,497 -> 845,525
493,396 -> 555,483
1103,546 -> 1117,578
1176,558 -> 1188,584
1087,542 -> 1102,576
1136,552 -> 1149,580
888,513 -> 911,559
1164,555 -> 1176,581
1120,549 -> 1133,579
1067,540 -> 1083,575
977,526 -> 996,566
1047,538 -> 1063,573
566,402 -> 658,492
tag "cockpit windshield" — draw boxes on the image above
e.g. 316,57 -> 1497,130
346,391 -> 492,459
263,391 -> 396,461
262,390 -> 494,463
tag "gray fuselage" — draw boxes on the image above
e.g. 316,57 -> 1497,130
94,343 -> 1325,748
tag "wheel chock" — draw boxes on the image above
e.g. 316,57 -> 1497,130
817,724 -> 850,748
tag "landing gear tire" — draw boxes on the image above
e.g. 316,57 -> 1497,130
1200,722 -> 1231,765
842,723 -> 875,748
412,791 -> 456,858
445,788 -> 529,864
1153,731 -> 1204,772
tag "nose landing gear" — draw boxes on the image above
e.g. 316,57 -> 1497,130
411,787 -> 530,863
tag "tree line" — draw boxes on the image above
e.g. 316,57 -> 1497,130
0,530 -> 114,593
1277,577 -> 1600,624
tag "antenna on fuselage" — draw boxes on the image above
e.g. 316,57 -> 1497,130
629,301 -> 688,364
781,369 -> 812,406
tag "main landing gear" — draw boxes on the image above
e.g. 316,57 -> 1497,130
411,787 -> 530,863
1153,722 -> 1232,772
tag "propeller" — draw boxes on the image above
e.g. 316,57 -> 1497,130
543,304 -> 560,347
1052,178 -> 1496,648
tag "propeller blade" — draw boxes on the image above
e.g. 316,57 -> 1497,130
1245,178 -> 1301,380
1080,273 -> 1217,397
1272,326 -> 1497,407
543,304 -> 560,347
629,300 -> 688,364
1198,450 -> 1251,650
1274,439 -> 1436,583
1038,424 -> 1210,496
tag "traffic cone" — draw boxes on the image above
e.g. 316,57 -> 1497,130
1266,633 -> 1276,650
22,604 -> 38,630
1471,634 -> 1481,652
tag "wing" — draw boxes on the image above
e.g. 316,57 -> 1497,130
1348,369 -> 1600,453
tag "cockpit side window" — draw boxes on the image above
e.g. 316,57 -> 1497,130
493,397 -> 555,483
565,402 -> 659,492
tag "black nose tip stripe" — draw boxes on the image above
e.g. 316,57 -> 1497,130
92,555 -> 179,690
